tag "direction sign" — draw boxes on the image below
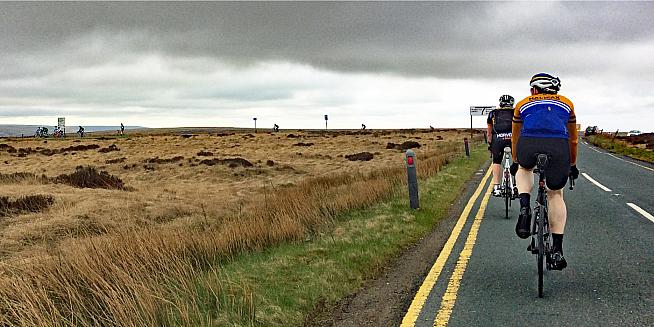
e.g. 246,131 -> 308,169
470,106 -> 495,116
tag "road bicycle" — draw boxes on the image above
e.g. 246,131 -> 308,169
500,147 -> 518,219
529,154 -> 575,298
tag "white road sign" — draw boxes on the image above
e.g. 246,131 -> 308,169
57,117 -> 65,129
470,106 -> 495,116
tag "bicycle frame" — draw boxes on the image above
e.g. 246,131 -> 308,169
500,147 -> 517,218
501,147 -> 517,195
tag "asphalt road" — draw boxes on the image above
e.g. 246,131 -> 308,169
401,140 -> 653,327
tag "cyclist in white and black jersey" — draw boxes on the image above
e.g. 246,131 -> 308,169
487,95 -> 515,196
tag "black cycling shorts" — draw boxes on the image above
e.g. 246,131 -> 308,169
516,137 -> 570,190
491,134 -> 512,164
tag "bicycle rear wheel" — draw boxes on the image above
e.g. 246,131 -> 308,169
504,173 -> 510,219
504,191 -> 510,219
537,206 -> 545,298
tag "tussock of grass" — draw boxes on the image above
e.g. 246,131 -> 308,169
0,172 -> 48,184
0,195 -> 54,216
0,167 -> 126,190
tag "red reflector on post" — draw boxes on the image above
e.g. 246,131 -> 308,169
407,156 -> 414,165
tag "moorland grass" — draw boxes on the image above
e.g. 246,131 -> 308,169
199,145 -> 488,326
0,132 -> 485,326
586,134 -> 654,163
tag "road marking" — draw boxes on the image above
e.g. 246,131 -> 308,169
605,153 -> 654,172
585,143 -> 602,153
400,167 -> 492,326
583,141 -> 654,172
627,203 -> 654,223
582,173 -> 612,192
433,180 -> 493,326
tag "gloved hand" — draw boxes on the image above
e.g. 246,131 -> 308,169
488,145 -> 492,151
510,162 -> 519,176
569,165 -> 579,179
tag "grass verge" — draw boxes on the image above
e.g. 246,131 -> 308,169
586,134 -> 654,163
209,145 -> 488,326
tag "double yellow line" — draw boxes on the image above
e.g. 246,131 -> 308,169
401,167 -> 493,327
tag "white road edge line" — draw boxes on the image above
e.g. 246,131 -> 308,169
581,173 -> 612,192
605,152 -> 654,172
583,141 -> 654,172
627,203 -> 654,223
585,143 -> 602,153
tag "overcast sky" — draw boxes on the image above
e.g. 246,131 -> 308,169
1,2 -> 652,131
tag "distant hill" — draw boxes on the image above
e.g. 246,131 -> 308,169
0,125 -> 143,137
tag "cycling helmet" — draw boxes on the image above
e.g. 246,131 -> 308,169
499,95 -> 514,108
530,73 -> 561,93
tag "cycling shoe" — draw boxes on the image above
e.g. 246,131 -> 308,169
515,207 -> 531,239
547,251 -> 568,271
492,185 -> 502,197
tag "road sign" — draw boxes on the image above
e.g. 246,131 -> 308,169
58,117 -> 65,129
470,106 -> 495,116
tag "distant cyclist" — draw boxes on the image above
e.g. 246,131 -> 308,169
511,73 -> 579,270
487,95 -> 515,196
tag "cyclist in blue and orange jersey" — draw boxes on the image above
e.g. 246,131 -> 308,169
510,73 -> 579,270
487,95 -> 515,196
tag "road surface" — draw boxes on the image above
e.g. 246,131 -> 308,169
400,140 -> 654,327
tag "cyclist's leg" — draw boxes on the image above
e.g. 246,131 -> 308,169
544,138 -> 570,236
491,133 -> 504,185
514,137 -> 538,238
544,139 -> 570,270
547,189 -> 566,234
516,137 -> 537,197
490,134 -> 504,195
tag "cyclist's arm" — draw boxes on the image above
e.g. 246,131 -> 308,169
511,104 -> 523,162
487,111 -> 493,141
566,101 -> 578,165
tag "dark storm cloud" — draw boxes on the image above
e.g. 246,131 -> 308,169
1,2 -> 652,78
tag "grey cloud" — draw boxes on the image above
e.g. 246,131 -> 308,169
1,2 -> 653,78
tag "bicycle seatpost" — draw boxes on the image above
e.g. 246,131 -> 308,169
569,176 -> 575,190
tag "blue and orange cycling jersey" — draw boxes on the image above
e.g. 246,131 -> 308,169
512,94 -> 576,139
511,93 -> 578,164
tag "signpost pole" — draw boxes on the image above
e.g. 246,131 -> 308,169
470,114 -> 473,139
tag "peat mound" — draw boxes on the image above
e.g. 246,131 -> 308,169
345,152 -> 374,161
55,166 -> 125,189
98,144 -> 120,153
386,141 -> 421,150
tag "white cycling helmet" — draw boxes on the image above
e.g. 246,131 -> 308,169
530,73 -> 561,93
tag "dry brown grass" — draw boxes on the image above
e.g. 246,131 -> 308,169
0,128 -> 482,325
